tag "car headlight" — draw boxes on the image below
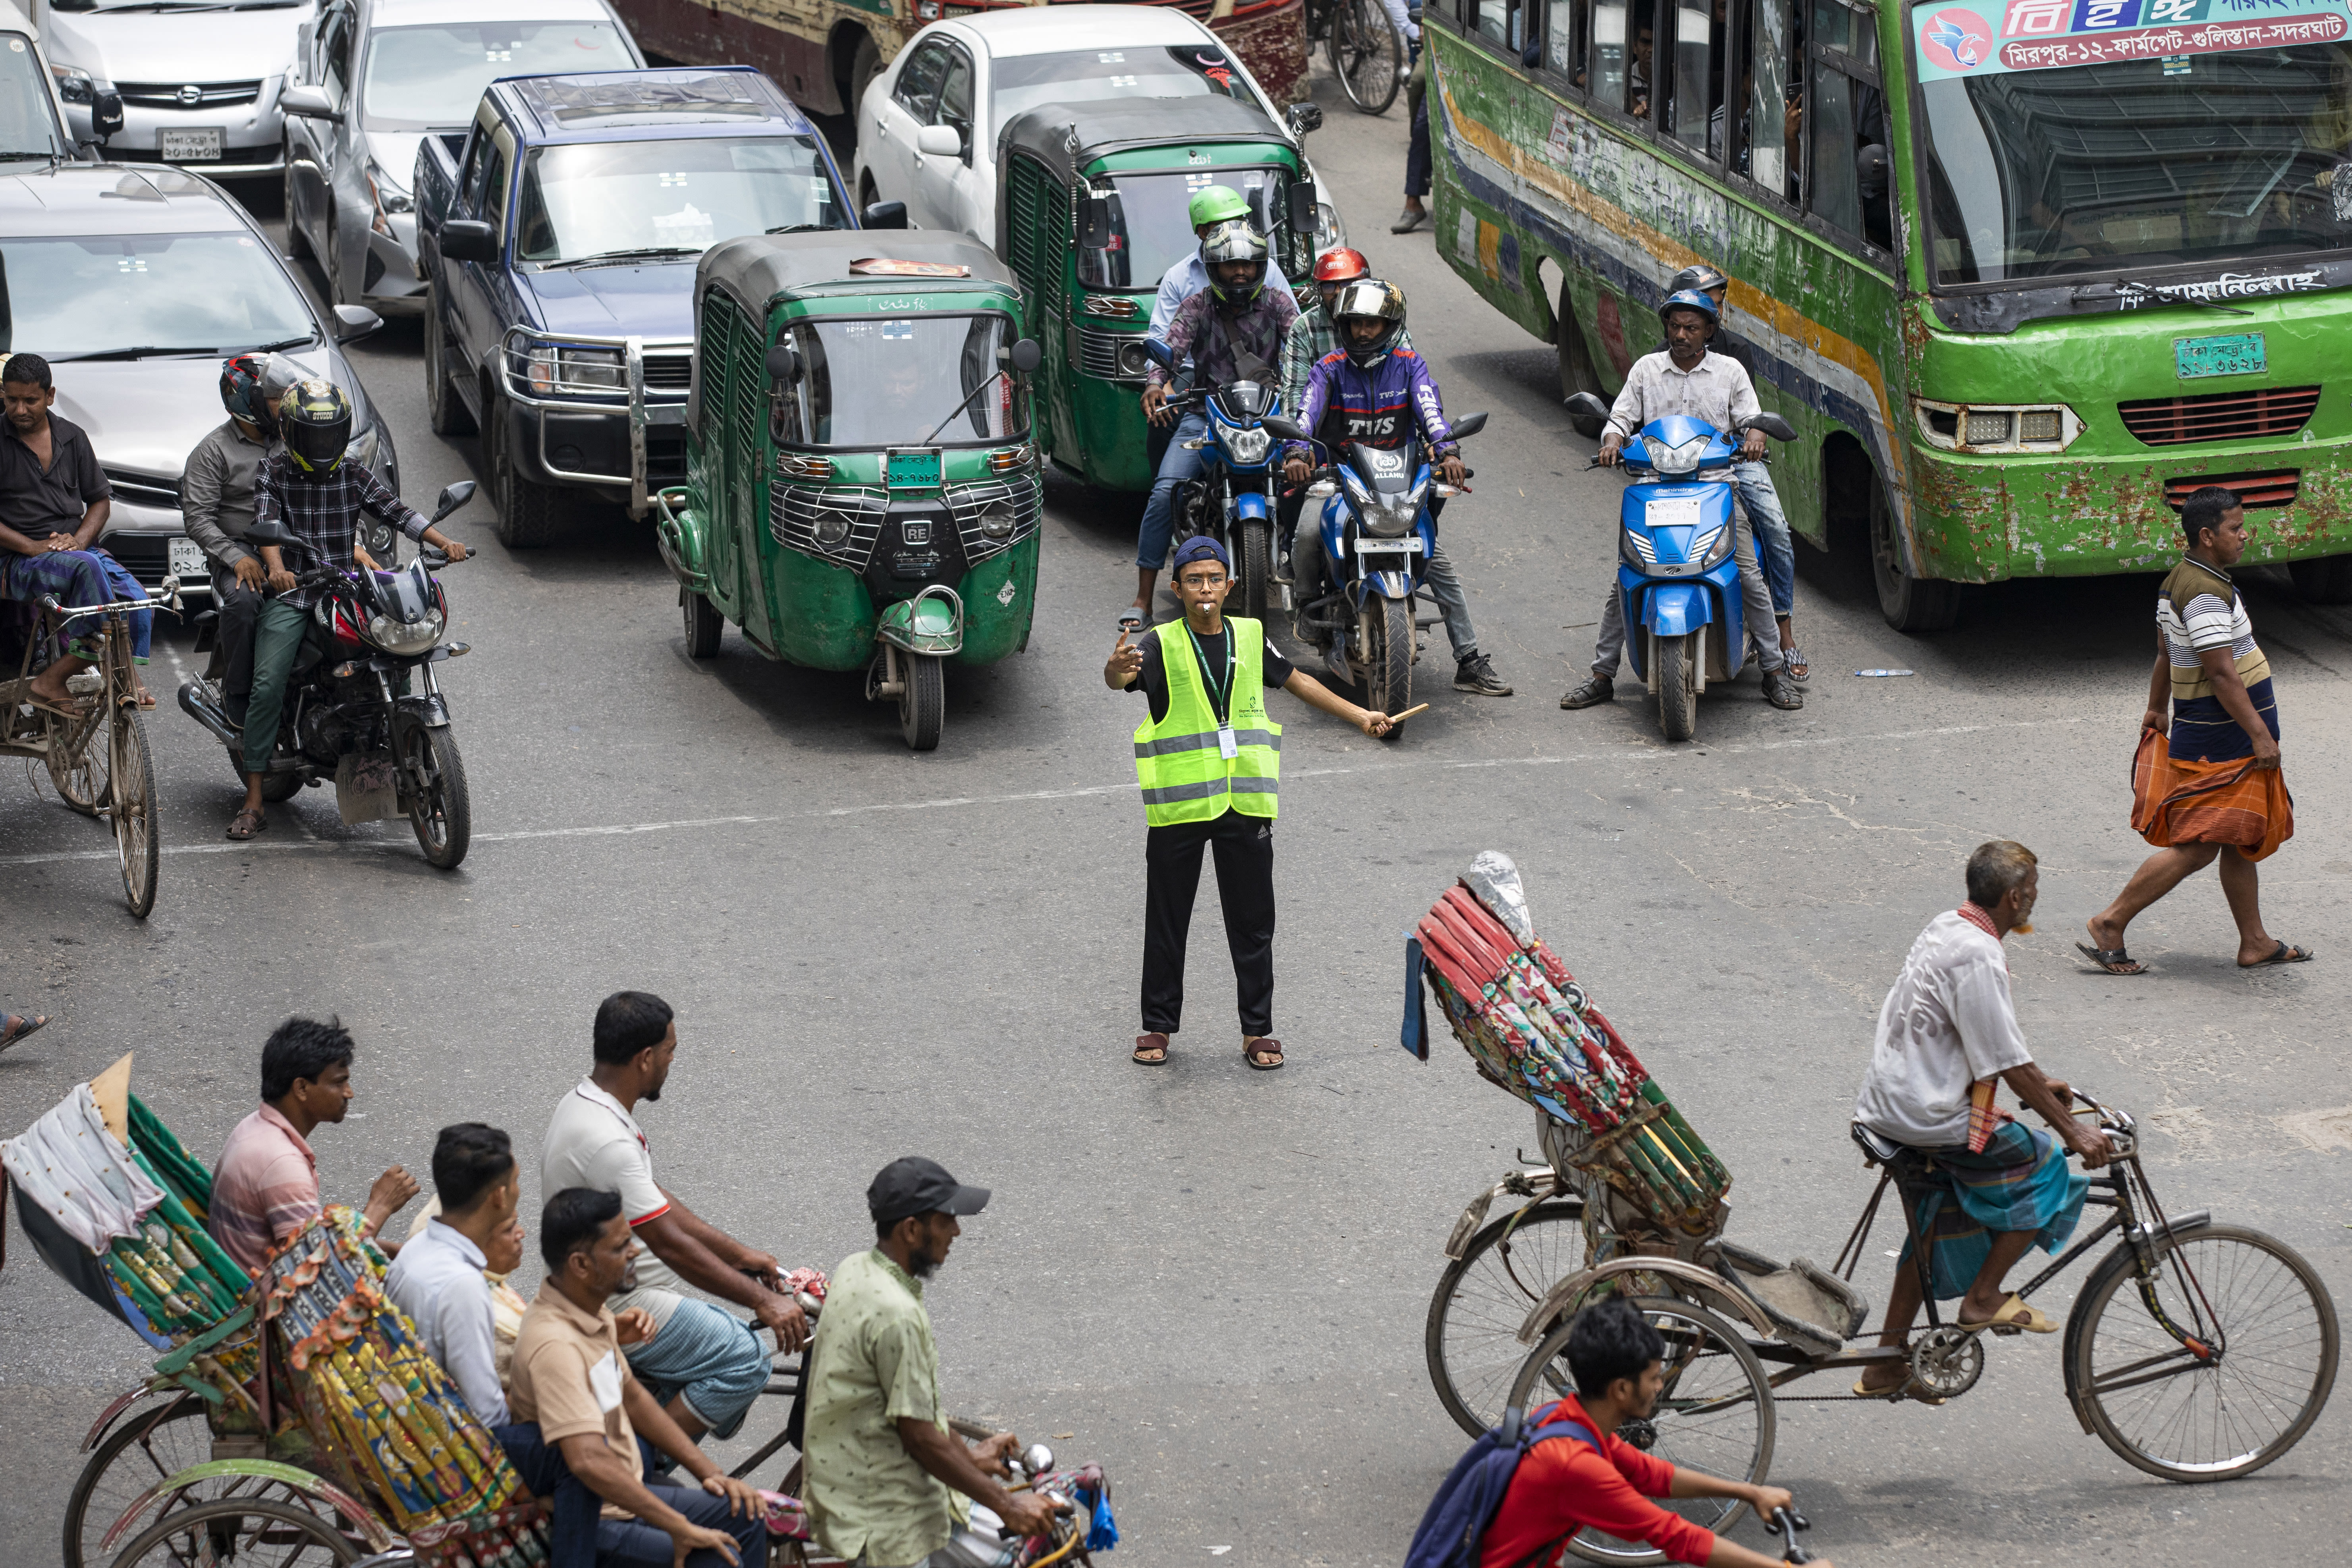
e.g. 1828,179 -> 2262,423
51,64 -> 95,104
366,160 -> 413,232
364,606 -> 443,656
344,425 -> 380,471
1648,436 -> 1709,476
1223,426 -> 1270,466
812,509 -> 853,547
977,502 -> 1017,540
527,344 -> 624,396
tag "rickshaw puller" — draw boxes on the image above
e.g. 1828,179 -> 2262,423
1105,536 -> 1392,1069
1852,841 -> 2115,1395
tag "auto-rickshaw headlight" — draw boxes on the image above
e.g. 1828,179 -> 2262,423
978,502 -> 1017,540
812,509 -> 854,548
1116,341 -> 1152,378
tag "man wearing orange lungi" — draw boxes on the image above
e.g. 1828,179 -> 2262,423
2079,486 -> 2308,976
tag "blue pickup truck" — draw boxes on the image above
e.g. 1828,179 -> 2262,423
414,66 -> 887,546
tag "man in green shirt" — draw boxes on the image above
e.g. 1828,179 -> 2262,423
804,1158 -> 1056,1567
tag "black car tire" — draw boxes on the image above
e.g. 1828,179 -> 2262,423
485,390 -> 566,549
423,285 -> 476,437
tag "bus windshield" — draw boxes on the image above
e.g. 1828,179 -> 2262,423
1076,168 -> 1287,290
773,314 -> 1027,447
1917,39 -> 2352,286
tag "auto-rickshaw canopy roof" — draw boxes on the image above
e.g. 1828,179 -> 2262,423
995,95 -> 1296,190
697,230 -> 1016,311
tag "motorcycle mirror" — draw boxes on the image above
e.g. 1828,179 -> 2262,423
243,519 -> 295,546
1139,337 -> 1176,371
1262,414 -> 1308,442
1286,102 -> 1324,139
1287,179 -> 1318,237
1447,411 -> 1489,438
1008,337 -> 1042,373
861,199 -> 908,230
1563,391 -> 1612,423
1741,412 -> 1798,441
1078,193 -> 1112,251
431,479 -> 478,523
765,342 -> 803,384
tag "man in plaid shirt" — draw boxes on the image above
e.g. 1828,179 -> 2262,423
230,379 -> 469,841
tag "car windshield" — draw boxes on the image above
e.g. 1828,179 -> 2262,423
0,36 -> 69,159
773,314 -> 1027,447
361,23 -> 631,130
0,231 -> 314,356
1076,167 -> 1287,289
990,44 -> 1252,127
514,137 -> 843,262
1915,30 -> 2352,285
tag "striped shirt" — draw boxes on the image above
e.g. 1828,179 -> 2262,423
253,454 -> 428,612
208,1105 -> 320,1274
2158,555 -> 2278,763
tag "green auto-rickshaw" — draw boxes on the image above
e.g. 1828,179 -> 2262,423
995,96 -> 1324,494
655,231 -> 1044,751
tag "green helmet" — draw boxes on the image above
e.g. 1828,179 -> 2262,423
1187,184 -> 1249,230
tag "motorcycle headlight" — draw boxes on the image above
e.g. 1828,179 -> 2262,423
364,606 -> 443,656
1648,436 -> 1709,476
1363,483 -> 1424,538
1223,426 -> 1270,466
977,502 -> 1017,540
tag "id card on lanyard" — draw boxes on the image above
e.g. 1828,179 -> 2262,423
1185,623 -> 1240,758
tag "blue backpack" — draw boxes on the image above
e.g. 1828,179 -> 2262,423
1403,1402 -> 1603,1568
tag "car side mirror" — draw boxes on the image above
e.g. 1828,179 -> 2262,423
1079,194 -> 1111,250
862,199 -> 907,230
764,343 -> 802,384
1139,337 -> 1176,370
332,303 -> 382,342
1286,102 -> 1324,139
438,218 -> 496,264
280,83 -> 343,123
1447,411 -> 1488,439
1263,414 -> 1308,442
92,87 -> 123,139
431,479 -> 477,523
1007,337 -> 1042,373
915,124 -> 962,159
243,519 -> 295,546
1740,411 -> 1798,442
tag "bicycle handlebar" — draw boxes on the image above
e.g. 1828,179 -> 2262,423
1767,1506 -> 1813,1564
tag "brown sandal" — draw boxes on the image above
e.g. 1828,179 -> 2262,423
1133,1032 -> 1169,1065
226,806 -> 267,841
1243,1036 -> 1283,1070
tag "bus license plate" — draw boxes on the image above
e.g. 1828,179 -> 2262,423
2175,333 -> 2265,380
168,538 -> 207,579
160,128 -> 223,162
1355,537 -> 1424,554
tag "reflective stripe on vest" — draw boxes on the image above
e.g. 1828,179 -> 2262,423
1131,616 -> 1282,826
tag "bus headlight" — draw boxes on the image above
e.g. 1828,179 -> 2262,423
1915,399 -> 2080,453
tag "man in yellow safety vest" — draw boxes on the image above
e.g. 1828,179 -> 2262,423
1104,536 -> 1393,1071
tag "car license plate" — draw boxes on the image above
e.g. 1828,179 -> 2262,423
1355,536 -> 1424,554
159,127 -> 223,162
168,537 -> 207,578
2175,332 -> 2265,379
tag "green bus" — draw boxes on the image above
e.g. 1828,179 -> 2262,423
1426,0 -> 2352,628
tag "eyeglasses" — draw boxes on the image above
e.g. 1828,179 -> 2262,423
1178,572 -> 1229,586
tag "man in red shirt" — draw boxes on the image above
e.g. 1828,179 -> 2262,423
1480,1298 -> 1833,1568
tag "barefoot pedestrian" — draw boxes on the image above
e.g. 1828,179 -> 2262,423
2080,486 -> 2308,976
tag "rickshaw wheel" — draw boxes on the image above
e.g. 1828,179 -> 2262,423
1511,1296 -> 1775,1565
900,654 -> 944,751
64,1393 -> 208,1568
111,707 -> 158,919
1426,1200 -> 1589,1436
106,1496 -> 364,1568
685,590 -> 724,659
44,702 -> 111,816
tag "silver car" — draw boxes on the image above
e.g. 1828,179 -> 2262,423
32,0 -> 312,178
0,163 -> 395,600
279,0 -> 640,313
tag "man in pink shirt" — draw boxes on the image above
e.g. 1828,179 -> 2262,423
210,1016 -> 418,1273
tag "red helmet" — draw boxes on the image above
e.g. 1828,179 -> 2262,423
1313,247 -> 1371,286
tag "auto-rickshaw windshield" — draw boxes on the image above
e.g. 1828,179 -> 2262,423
1077,168 -> 1289,290
773,314 -> 1029,447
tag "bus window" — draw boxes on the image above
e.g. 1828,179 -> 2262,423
1741,0 -> 1796,199
1546,0 -> 1590,90
1627,0 -> 1656,119
1665,0 -> 1724,159
1471,0 -> 1519,51
1806,67 -> 1861,238
1591,0 -> 1628,108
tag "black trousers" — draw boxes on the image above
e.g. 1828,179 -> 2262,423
1143,807 -> 1276,1037
213,581 -> 264,725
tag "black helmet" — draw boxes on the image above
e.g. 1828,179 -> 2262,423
1330,278 -> 1406,369
1200,219 -> 1269,307
219,352 -> 299,438
1667,262 -> 1730,297
278,378 -> 353,480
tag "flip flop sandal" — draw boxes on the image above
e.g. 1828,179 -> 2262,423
226,807 -> 268,841
1118,607 -> 1146,633
1784,646 -> 1811,683
2241,941 -> 2314,968
1957,1293 -> 2057,1335
1133,1032 -> 1170,1066
1,1013 -> 51,1051
1243,1037 -> 1284,1070
22,693 -> 92,721
1851,1377 -> 1946,1406
2074,941 -> 2148,976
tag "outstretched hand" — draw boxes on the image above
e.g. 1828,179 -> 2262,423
1356,707 -> 1393,739
1104,629 -> 1144,688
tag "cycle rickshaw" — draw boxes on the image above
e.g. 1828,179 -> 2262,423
1411,855 -> 2339,1565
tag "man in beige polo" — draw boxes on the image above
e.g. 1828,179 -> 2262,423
803,1158 -> 1056,1567
508,1188 -> 768,1567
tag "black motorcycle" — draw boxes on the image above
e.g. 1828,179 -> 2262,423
179,482 -> 478,869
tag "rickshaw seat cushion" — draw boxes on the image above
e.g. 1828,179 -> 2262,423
1712,1240 -> 1871,1356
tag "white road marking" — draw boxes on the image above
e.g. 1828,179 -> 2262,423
0,716 -> 2084,867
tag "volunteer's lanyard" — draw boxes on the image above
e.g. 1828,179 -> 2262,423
1183,620 -> 1242,759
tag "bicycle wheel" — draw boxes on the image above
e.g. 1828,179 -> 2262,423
1329,0 -> 1403,115
106,1496 -> 363,1568
1426,1200 -> 1587,1436
110,705 -> 158,918
1511,1297 -> 1775,1566
44,702 -> 110,816
2073,1223 -> 2338,1482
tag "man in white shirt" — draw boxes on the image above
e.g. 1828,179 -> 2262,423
543,991 -> 808,1445
1851,842 -> 2113,1395
385,1122 -> 519,1425
1560,290 -> 1800,714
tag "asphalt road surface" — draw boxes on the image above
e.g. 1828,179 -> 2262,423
5,60 -> 2348,1568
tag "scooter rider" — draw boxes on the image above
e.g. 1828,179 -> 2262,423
1275,245 -> 1374,571
1279,280 -> 1512,698
182,353 -> 297,727
1650,263 -> 1806,682
229,378 -> 470,842
1561,289 -> 1801,714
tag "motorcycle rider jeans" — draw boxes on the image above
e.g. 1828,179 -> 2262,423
1590,506 -> 1783,678
241,600 -> 313,775
212,581 -> 264,725
622,1297 -> 771,1441
1289,507 -> 1480,662
1733,462 -> 1796,619
1135,411 -> 1211,571
1143,807 -> 1275,1038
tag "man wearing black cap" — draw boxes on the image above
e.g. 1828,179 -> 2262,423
803,1158 -> 1057,1568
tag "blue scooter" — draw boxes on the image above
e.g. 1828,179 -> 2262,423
1564,393 -> 1793,741
1141,340 -> 1285,622
1262,410 -> 1487,729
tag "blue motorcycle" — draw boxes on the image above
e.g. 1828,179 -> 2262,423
1263,410 -> 1487,728
1564,393 -> 1792,741
1142,341 -> 1285,622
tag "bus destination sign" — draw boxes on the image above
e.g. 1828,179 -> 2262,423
1915,0 -> 2352,79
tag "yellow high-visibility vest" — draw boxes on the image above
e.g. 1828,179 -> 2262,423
1132,616 -> 1281,826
